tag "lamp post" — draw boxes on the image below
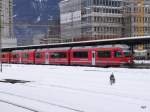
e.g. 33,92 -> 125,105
0,0 -> 2,72
0,32 -> 1,73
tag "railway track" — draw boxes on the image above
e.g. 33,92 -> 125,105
0,99 -> 40,112
21,82 -> 150,103
0,91 -> 84,112
1,81 -> 149,112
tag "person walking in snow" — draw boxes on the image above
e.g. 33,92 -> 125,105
110,73 -> 115,85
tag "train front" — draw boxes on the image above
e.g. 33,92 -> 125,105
122,50 -> 134,67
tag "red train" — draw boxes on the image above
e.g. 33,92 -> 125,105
1,46 -> 133,67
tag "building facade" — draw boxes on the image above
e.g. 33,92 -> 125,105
59,0 -> 150,41
82,0 -> 123,40
59,0 -> 82,42
123,0 -> 150,37
0,0 -> 17,47
46,19 -> 60,43
59,0 -> 123,41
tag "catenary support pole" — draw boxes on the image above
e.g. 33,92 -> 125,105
0,0 -> 2,72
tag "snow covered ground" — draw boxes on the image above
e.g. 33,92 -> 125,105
0,64 -> 150,112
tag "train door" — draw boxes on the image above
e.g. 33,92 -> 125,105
45,52 -> 49,64
19,52 -> 22,64
92,51 -> 96,66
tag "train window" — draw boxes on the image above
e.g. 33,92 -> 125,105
124,52 -> 130,57
98,51 -> 111,58
22,53 -> 29,58
114,51 -> 122,57
35,52 -> 42,58
2,54 -> 5,58
13,54 -> 19,58
73,51 -> 88,58
51,52 -> 67,58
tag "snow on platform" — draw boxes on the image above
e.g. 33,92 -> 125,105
134,60 -> 150,64
0,64 -> 150,112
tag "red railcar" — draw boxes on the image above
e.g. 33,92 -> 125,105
1,52 -> 11,63
70,47 -> 131,67
94,47 -> 126,66
6,46 -> 133,67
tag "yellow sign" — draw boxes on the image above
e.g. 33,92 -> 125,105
137,44 -> 144,50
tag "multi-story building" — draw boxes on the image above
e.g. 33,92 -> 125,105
59,0 -> 123,41
0,0 -> 17,47
82,0 -> 123,40
59,0 -> 150,41
122,0 -> 150,59
59,0 -> 82,42
46,19 -> 60,43
123,0 -> 150,37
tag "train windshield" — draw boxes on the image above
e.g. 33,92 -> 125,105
123,51 -> 131,57
114,51 -> 122,58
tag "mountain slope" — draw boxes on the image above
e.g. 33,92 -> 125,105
13,0 -> 60,45
14,0 -> 60,23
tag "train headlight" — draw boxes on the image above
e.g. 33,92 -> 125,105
128,60 -> 130,63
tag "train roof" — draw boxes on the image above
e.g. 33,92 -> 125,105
36,47 -> 71,50
71,46 -> 94,49
45,47 -> 71,50
2,36 -> 150,51
71,46 -> 124,50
